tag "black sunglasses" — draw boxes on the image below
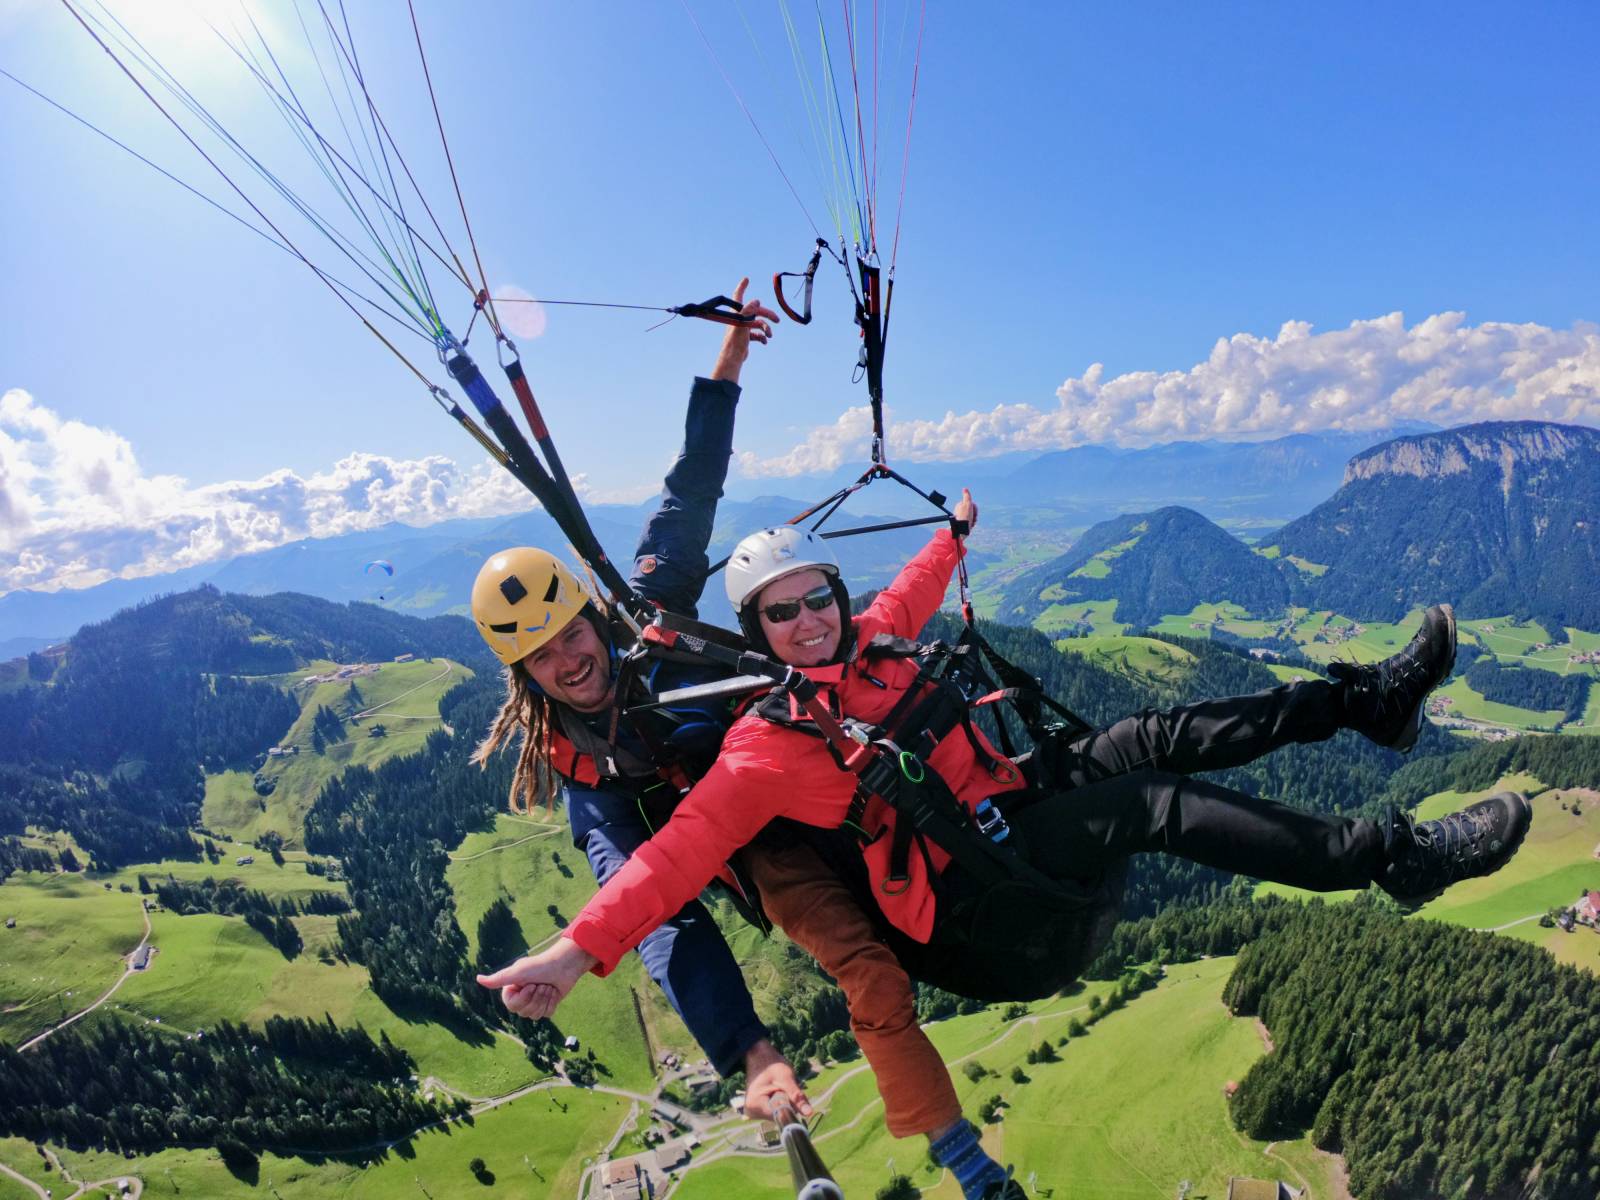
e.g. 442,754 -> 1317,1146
761,584 -> 837,625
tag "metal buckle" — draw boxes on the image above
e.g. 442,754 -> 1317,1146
975,799 -> 1009,840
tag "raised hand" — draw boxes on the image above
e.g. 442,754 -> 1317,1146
711,277 -> 780,384
953,487 -> 978,535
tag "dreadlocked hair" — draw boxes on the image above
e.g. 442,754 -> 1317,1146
472,660 -> 558,815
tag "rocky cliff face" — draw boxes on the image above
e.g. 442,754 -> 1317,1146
1343,421 -> 1598,483
1270,421 -> 1600,629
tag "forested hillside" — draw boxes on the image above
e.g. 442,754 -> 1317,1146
998,506 -> 1294,628
0,1015 -> 464,1159
1269,421 -> 1600,629
1090,894 -> 1600,1200
1226,903 -> 1600,1200
0,588 -> 492,871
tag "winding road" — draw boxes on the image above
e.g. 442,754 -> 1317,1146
0,1146 -> 144,1200
17,897 -> 153,1055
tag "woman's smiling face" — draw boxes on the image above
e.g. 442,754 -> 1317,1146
756,568 -> 842,667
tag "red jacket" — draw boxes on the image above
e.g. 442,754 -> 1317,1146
566,528 -> 1024,975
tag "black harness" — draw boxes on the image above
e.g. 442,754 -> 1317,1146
747,628 -> 1090,902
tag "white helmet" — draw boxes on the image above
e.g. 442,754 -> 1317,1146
725,526 -> 840,614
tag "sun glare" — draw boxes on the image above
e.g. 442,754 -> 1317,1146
97,0 -> 297,81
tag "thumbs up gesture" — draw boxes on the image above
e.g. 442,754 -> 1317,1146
476,939 -> 598,1021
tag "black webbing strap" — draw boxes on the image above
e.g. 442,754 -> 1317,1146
635,615 -> 1080,900
965,624 -> 1093,735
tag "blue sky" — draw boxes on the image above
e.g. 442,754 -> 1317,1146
1,1 -> 1597,592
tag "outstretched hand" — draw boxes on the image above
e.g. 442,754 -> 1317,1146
475,939 -> 598,1022
953,487 -> 978,536
710,277 -> 779,385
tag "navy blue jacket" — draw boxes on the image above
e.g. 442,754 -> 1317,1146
562,376 -> 767,1075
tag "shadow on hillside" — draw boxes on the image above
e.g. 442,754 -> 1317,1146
381,993 -> 497,1049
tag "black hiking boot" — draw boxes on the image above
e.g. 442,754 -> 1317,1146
1329,603 -> 1456,752
1377,791 -> 1532,908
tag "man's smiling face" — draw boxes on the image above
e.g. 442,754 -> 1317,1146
524,615 -> 615,712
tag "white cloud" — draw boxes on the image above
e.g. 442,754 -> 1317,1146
0,388 -> 537,594
736,312 -> 1600,476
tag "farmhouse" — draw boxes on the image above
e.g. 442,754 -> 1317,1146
130,945 -> 152,970
1574,891 -> 1600,927
652,1135 -> 695,1172
564,1035 -> 580,1051
683,1070 -> 720,1100
600,1157 -> 649,1200
235,855 -> 254,866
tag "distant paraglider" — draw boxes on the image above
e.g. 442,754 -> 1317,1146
365,559 -> 394,601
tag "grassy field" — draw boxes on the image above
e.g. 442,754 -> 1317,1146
202,657 -> 471,846
0,1139 -> 58,1195
1131,604 -> 1600,736
1066,534 -> 1142,582
966,536 -> 1075,621
1034,598 -> 1127,636
1263,663 -> 1322,684
2,853 -> 543,1099
444,811 -> 665,1092
1,843 -> 350,1045
109,908 -> 366,1030
1258,775 -> 1600,965
1411,781 -> 1600,932
1147,601 -> 1272,641
445,811 -> 862,1089
107,849 -> 349,903
1573,680 -> 1600,737
676,958 -> 1338,1200
1431,676 -> 1566,732
1499,909 -> 1600,974
0,871 -> 146,1044
1056,635 -> 1197,688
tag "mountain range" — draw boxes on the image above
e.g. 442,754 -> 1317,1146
1266,421 -> 1600,629
1000,420 -> 1600,634
0,425 -> 1434,655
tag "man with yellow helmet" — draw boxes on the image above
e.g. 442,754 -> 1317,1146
467,281 -> 815,1118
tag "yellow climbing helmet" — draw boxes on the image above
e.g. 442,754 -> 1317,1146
470,547 -> 590,665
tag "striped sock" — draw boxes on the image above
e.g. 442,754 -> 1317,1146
929,1120 -> 1008,1200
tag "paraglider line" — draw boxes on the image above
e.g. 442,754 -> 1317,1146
222,2 -> 467,315
312,0 -> 480,304
887,0 -> 924,275
75,0 -> 440,336
0,61 -> 435,344
329,0 -> 443,318
407,0 -> 503,341
59,0 -> 457,401
681,0 -> 825,240
225,9 -> 445,332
